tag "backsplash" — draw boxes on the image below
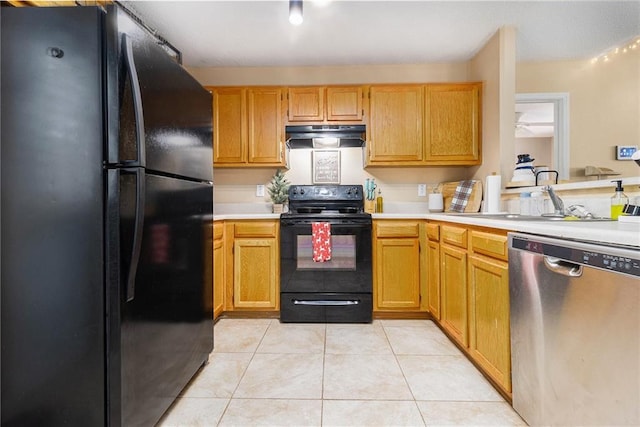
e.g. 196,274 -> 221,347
213,147 -> 472,206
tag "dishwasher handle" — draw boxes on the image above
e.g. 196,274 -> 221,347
543,256 -> 583,277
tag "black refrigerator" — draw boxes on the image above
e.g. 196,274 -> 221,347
1,5 -> 214,426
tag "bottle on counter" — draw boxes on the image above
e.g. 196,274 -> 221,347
376,188 -> 383,213
610,180 -> 629,220
519,192 -> 531,215
530,191 -> 545,216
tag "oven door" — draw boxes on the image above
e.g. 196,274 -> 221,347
280,218 -> 372,323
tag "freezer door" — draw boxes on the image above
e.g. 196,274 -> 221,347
114,8 -> 213,182
1,7 -> 105,426
109,170 -> 213,426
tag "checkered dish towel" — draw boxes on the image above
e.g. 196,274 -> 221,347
448,180 -> 477,213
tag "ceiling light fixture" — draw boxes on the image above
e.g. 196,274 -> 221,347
289,0 -> 303,26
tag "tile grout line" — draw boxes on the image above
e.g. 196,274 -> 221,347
380,320 -> 429,426
216,318 -> 274,426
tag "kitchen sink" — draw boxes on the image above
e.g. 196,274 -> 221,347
449,213 -> 614,222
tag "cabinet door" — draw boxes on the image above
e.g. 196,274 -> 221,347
468,254 -> 511,392
441,244 -> 468,346
233,238 -> 278,309
213,223 -> 225,319
374,238 -> 421,310
426,240 -> 441,319
247,88 -> 284,165
212,87 -> 247,164
368,85 -> 424,164
424,83 -> 481,164
288,87 -> 324,121
326,86 -> 364,121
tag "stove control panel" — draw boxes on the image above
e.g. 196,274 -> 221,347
289,185 -> 363,201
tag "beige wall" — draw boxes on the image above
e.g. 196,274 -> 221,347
469,26 -> 517,185
516,51 -> 639,179
515,136 -> 553,169
187,63 -> 469,86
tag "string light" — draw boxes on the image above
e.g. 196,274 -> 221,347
591,35 -> 640,64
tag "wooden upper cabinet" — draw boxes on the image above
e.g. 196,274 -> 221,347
210,86 -> 286,167
286,86 -> 365,123
368,85 -> 424,165
288,87 -> 324,122
424,83 -> 481,165
212,87 -> 247,164
326,86 -> 364,121
247,87 -> 284,164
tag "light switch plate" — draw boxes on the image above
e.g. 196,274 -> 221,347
418,184 -> 427,197
256,184 -> 265,197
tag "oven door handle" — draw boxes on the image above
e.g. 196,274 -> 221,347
292,299 -> 360,306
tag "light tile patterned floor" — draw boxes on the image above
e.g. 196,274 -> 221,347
158,318 -> 526,426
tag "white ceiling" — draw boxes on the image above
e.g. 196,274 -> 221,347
516,103 -> 554,138
123,0 -> 639,68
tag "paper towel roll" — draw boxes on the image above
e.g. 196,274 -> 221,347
484,175 -> 502,213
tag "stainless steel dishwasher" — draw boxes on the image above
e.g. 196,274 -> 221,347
508,232 -> 639,426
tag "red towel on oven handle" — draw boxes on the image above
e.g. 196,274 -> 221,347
312,222 -> 332,262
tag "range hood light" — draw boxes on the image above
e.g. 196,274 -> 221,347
285,124 -> 366,148
312,137 -> 340,148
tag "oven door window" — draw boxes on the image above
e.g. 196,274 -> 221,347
297,235 -> 356,270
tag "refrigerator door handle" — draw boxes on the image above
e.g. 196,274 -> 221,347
125,168 -> 146,301
122,34 -> 146,168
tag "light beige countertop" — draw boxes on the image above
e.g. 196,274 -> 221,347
422,213 -> 640,249
215,209 -> 639,248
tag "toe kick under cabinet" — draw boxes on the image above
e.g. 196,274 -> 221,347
428,221 -> 511,396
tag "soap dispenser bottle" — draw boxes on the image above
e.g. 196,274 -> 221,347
610,180 -> 629,220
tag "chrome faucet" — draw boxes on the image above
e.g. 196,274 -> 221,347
543,185 -> 565,217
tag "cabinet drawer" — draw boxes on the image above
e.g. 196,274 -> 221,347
234,221 -> 277,238
375,221 -> 420,238
213,222 -> 224,240
441,225 -> 467,248
426,223 -> 440,241
470,230 -> 508,260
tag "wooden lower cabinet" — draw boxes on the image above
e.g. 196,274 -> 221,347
373,220 -> 426,312
440,243 -> 468,346
468,253 -> 511,393
426,239 -> 441,319
233,238 -> 278,308
213,221 -> 225,319
230,221 -> 279,311
428,221 -> 512,396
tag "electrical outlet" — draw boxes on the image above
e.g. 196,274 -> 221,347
256,184 -> 265,197
418,184 -> 427,197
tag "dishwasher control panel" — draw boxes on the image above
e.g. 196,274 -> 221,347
511,235 -> 640,277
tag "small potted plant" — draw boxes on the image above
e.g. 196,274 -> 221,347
267,169 -> 290,213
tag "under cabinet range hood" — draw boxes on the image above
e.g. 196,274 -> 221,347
285,124 -> 366,148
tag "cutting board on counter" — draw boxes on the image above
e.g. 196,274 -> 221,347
436,180 -> 483,213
